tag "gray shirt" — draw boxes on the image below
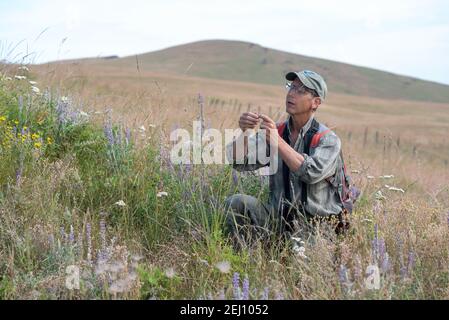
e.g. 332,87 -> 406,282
226,115 -> 343,218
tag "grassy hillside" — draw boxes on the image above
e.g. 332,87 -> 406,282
77,39 -> 449,103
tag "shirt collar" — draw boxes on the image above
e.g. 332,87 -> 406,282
286,114 -> 315,138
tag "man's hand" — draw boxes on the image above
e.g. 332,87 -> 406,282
239,112 -> 260,131
259,114 -> 277,144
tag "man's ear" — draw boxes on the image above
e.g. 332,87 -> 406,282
312,97 -> 322,112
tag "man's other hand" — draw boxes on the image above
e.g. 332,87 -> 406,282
239,112 -> 260,131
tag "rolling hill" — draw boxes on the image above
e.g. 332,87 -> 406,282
68,39 -> 449,103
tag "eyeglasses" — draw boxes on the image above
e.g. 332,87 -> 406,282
285,82 -> 318,97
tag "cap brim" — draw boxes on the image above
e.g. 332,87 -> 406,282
285,72 -> 298,81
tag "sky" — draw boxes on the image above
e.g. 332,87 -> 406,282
1,0 -> 449,85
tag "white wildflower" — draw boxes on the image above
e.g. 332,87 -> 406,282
139,125 -> 146,132
61,96 -> 69,103
215,261 -> 231,274
29,80 -> 37,85
114,200 -> 126,207
367,175 -> 375,179
31,86 -> 40,94
375,190 -> 387,200
149,124 -> 156,128
165,267 -> 176,278
293,244 -> 307,259
380,175 -> 394,179
351,170 -> 361,174
291,236 -> 307,259
157,191 -> 168,198
14,75 -> 26,80
18,66 -> 29,71
385,185 -> 405,193
291,236 -> 305,245
5,76 -> 12,81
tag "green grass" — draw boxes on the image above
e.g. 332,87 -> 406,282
1,74 -> 449,300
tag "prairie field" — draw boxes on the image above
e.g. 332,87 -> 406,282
1,56 -> 449,300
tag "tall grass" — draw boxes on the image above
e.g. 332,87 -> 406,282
1,67 -> 449,300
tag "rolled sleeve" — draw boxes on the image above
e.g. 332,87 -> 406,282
292,133 -> 341,184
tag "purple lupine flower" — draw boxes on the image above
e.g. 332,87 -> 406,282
232,170 -> 238,186
275,291 -> 284,300
56,99 -> 70,124
350,186 -> 361,201
117,125 -> 123,146
218,289 -> 225,300
407,251 -> 415,275
77,231 -> 83,256
125,127 -> 131,146
378,238 -> 385,262
371,224 -> 379,262
338,264 -> 349,286
396,238 -> 407,279
68,110 -> 79,123
242,277 -> 250,300
48,234 -> 55,247
378,238 -> 390,273
99,218 -> 107,261
68,225 -> 75,244
261,287 -> 269,300
60,226 -> 67,243
381,251 -> 390,274
86,223 -> 92,263
232,272 -> 241,300
104,122 -> 114,146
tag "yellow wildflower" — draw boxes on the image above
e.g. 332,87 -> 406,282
47,137 -> 53,145
31,133 -> 40,140
0,116 -> 6,123
34,142 -> 42,148
14,120 -> 19,125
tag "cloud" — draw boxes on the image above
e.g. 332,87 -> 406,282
0,0 -> 448,84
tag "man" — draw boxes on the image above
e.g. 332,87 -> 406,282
225,70 -> 349,245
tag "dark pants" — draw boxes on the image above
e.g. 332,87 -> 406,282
224,194 -> 349,247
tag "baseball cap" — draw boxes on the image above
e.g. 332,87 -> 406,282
285,70 -> 328,100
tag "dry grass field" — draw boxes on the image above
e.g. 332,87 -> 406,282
1,41 -> 449,299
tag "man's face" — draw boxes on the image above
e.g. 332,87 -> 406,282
285,78 -> 321,116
